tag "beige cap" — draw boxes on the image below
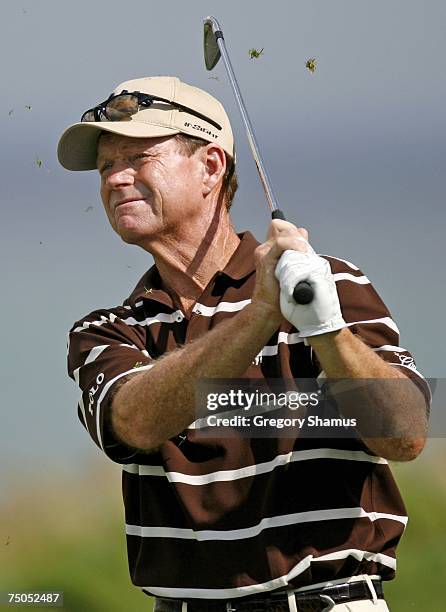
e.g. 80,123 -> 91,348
57,76 -> 234,171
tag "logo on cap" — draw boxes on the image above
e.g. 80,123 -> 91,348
184,122 -> 218,139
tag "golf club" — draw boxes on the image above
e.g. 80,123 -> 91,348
203,15 -> 314,305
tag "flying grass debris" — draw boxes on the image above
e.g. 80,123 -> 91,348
35,157 -> 43,168
84,205 -> 93,213
8,109 -> 14,116
248,48 -> 264,59
25,105 -> 32,111
306,58 -> 316,73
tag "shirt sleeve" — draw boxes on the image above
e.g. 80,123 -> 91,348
67,305 -> 154,463
322,255 -> 431,405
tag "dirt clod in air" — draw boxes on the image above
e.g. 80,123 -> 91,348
306,58 -> 316,73
248,48 -> 264,59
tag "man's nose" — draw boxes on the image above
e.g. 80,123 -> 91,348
105,163 -> 135,188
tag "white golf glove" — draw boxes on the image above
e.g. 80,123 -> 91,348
275,249 -> 347,338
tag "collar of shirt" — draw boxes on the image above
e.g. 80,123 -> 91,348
124,231 -> 259,309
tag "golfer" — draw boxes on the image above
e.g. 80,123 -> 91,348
59,76 -> 429,612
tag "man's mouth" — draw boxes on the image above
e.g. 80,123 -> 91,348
114,198 -> 146,213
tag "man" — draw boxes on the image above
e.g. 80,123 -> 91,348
58,76 -> 429,611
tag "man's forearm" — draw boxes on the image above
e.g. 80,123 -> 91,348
111,302 -> 281,451
308,328 -> 428,461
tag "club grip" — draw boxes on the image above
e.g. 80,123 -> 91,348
293,281 -> 313,304
271,209 -> 286,220
271,210 -> 314,304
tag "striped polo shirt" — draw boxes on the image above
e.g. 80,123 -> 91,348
67,231 -> 429,600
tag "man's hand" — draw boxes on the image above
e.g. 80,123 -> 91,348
252,219 -> 347,337
251,219 -> 311,326
275,250 -> 347,337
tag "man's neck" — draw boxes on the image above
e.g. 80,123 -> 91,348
152,220 -> 240,315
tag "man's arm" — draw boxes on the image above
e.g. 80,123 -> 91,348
270,219 -> 429,461
271,220 -> 429,461
309,328 -> 428,461
111,300 -> 281,451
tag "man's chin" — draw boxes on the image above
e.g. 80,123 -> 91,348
119,230 -> 143,245
116,226 -> 154,248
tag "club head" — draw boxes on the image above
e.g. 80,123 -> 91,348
203,16 -> 222,70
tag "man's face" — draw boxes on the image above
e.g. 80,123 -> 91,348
97,134 -> 206,246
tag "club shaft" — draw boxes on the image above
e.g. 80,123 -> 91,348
204,17 -> 315,305
215,35 -> 279,214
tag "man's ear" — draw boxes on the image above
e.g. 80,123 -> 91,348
202,144 -> 226,196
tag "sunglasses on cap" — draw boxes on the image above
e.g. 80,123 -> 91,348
80,90 -> 222,131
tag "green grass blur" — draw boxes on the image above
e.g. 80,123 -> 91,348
385,441 -> 446,611
1,441 -> 445,611
0,464 -> 150,612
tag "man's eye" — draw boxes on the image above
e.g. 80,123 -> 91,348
132,153 -> 153,163
99,162 -> 113,175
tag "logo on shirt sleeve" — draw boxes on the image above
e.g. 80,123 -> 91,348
88,373 -> 105,415
394,352 -> 416,370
